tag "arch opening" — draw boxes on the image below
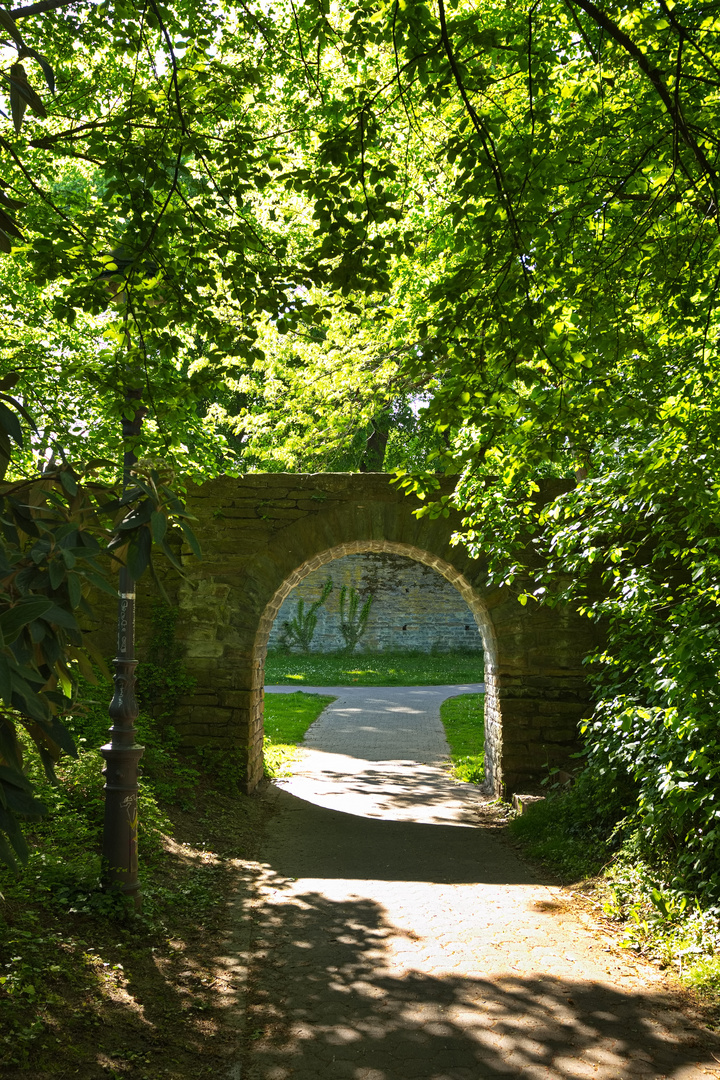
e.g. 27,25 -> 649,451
249,541 -> 502,793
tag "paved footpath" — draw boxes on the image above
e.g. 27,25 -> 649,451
235,686 -> 720,1080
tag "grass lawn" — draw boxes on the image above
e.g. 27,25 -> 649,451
263,690 -> 336,776
439,693 -> 485,784
264,649 -> 484,687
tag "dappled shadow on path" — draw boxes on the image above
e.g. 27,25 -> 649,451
241,875 -> 720,1080
237,787 -> 720,1079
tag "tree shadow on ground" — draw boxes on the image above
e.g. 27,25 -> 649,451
238,788 -> 720,1079
241,875 -> 720,1080
263,787 -> 530,884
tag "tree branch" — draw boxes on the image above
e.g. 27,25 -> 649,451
571,0 -> 718,194
10,0 -> 79,19
436,0 -> 522,249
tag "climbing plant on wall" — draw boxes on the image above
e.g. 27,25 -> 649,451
338,586 -> 374,655
278,578 -> 333,654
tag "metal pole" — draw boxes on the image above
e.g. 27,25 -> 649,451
100,396 -> 145,907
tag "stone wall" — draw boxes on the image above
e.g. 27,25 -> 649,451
267,552 -> 484,653
88,473 -> 599,798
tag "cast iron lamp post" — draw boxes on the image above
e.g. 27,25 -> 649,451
97,248 -> 163,907
99,384 -> 146,907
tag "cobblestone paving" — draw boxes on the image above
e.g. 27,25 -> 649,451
237,687 -> 720,1080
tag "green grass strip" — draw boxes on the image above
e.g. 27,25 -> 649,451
263,691 -> 336,778
439,693 -> 485,784
264,650 -> 484,687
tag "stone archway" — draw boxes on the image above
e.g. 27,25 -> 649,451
253,540 -> 499,791
128,473 -> 597,796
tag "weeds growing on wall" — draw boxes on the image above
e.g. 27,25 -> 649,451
278,578 -> 333,653
338,585 -> 374,653
136,602 -> 196,724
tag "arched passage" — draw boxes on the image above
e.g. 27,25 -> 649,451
120,473 -> 597,797
253,540 -> 501,791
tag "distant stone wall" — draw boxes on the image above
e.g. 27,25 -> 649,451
267,552 -> 483,652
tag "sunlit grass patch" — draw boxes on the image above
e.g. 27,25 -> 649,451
439,693 -> 485,784
263,691 -> 336,777
264,650 -> 484,686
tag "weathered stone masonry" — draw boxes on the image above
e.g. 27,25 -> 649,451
96,473 -> 598,797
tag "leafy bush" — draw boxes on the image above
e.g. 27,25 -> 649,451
581,605 -> 720,899
451,430 -> 720,905
509,768 -> 633,881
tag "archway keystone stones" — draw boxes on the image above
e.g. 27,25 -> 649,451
145,474 -> 596,796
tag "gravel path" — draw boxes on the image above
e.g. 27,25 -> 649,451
235,686 -> 720,1079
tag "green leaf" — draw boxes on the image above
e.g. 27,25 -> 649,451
160,538 -> 183,571
150,510 -> 167,545
126,525 -> 152,580
0,598 -> 54,642
39,604 -> 78,631
18,48 -> 54,93
180,521 -> 202,558
67,572 -> 81,608
59,470 -> 78,495
650,887 -> 669,917
0,400 -> 23,447
48,559 -> 65,590
26,712 -> 76,758
0,9 -> 24,48
0,829 -> 21,873
80,568 -> 118,598
3,784 -> 46,817
0,374 -> 18,394
0,207 -> 22,241
7,64 -> 27,132
0,763 -> 30,792
6,63 -> 47,124
118,498 -> 154,530
0,654 -> 12,705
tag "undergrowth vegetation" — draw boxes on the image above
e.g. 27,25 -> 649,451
463,443 -> 720,1001
509,770 -> 720,1003
0,644 -> 263,1078
264,649 -> 484,687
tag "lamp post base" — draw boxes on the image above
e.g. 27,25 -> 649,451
99,738 -> 145,908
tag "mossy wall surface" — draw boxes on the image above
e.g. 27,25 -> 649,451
89,473 -> 598,796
